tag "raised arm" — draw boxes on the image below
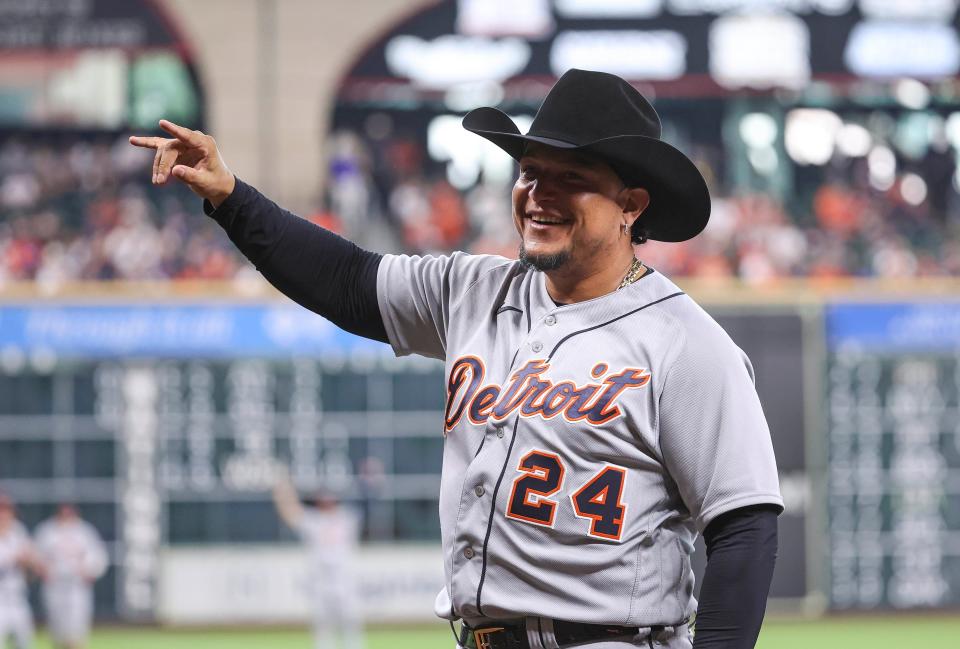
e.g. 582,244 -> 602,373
130,121 -> 388,343
272,474 -> 305,530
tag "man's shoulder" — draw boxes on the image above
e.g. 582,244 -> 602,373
381,251 -> 521,280
299,507 -> 323,525
643,272 -> 746,364
79,520 -> 102,540
449,252 -> 525,286
379,251 -> 528,305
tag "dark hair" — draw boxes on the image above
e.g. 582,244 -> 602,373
612,165 -> 651,245
631,223 -> 650,245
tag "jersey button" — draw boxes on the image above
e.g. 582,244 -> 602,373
463,547 -> 475,559
474,485 -> 485,497
496,428 -> 505,438
531,341 -> 543,353
544,315 -> 556,326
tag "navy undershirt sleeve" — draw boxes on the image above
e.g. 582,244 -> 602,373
203,178 -> 389,343
692,504 -> 780,649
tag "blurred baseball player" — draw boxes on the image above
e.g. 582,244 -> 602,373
0,494 -> 41,649
272,474 -> 363,649
34,504 -> 108,649
133,68 -> 783,648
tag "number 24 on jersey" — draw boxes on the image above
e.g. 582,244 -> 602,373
506,449 -> 628,541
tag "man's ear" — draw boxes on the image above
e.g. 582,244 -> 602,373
620,187 -> 650,227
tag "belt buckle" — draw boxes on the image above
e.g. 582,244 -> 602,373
473,626 -> 505,649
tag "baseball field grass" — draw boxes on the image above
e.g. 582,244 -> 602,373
30,615 -> 960,649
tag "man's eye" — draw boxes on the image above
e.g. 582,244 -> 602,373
563,172 -> 583,182
520,167 -> 537,179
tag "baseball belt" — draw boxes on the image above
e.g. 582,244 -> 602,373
459,620 -> 644,649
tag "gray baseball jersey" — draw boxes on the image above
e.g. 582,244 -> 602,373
296,508 -> 363,649
0,521 -> 34,649
297,507 -> 361,572
377,252 -> 783,630
0,521 -> 30,605
34,517 -> 108,644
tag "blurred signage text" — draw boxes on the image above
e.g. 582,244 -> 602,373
0,304 -> 388,358
0,0 -> 185,50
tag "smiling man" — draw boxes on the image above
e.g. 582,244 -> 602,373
132,69 -> 783,649
512,144 -> 651,303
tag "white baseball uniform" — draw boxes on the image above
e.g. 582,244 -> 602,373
376,253 -> 783,648
34,517 -> 107,647
297,507 -> 363,649
0,521 -> 34,649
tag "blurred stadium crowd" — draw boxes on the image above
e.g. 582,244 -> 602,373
0,136 -> 243,286
2,121 -> 958,285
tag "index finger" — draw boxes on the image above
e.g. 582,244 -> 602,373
128,135 -> 165,149
159,119 -> 206,147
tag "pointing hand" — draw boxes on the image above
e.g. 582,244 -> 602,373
129,120 -> 236,208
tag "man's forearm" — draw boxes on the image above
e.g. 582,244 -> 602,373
204,179 -> 388,343
692,505 -> 779,648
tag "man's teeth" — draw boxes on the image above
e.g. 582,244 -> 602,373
531,216 -> 565,224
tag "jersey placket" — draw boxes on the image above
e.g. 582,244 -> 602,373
450,306 -> 567,620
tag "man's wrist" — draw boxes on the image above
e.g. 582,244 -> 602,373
209,174 -> 237,209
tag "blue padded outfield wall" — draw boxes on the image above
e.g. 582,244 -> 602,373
826,302 -> 960,352
2,300 -> 957,357
0,303 -> 388,358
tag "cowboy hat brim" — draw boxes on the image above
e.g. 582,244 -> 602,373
463,107 -> 710,243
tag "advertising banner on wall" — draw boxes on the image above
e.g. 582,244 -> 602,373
158,544 -> 445,624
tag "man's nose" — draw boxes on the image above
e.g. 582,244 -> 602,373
528,176 -> 555,201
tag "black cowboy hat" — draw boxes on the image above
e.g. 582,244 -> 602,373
462,69 -> 711,242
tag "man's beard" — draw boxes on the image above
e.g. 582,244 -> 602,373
518,244 -> 571,271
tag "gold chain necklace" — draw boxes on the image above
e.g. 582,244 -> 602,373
617,257 -> 645,290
